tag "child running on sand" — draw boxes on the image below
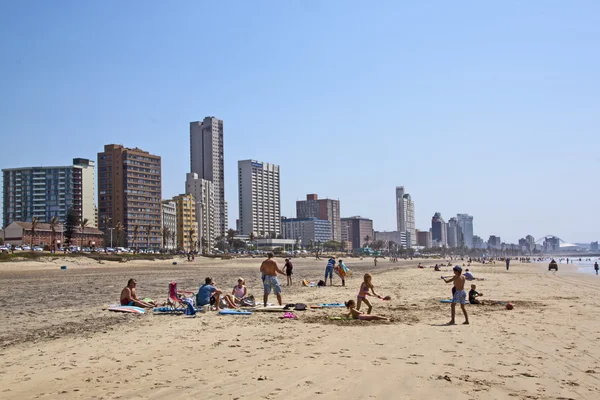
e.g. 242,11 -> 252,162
442,266 -> 469,325
357,273 -> 382,314
345,299 -> 389,321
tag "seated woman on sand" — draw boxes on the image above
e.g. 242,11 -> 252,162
232,277 -> 248,303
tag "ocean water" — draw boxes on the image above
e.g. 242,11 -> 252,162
572,259 -> 600,275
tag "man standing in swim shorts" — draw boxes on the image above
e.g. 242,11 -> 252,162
260,252 -> 286,307
325,256 -> 336,286
442,266 -> 469,325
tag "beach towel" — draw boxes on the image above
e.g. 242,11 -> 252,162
280,312 -> 297,319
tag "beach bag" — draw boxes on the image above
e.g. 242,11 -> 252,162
182,298 -> 196,316
317,280 -> 326,287
241,295 -> 256,307
294,303 -> 307,311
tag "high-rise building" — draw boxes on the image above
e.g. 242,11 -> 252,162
3,158 -> 97,228
97,144 -> 162,249
456,214 -> 474,248
472,235 -> 484,249
374,231 -> 404,246
161,200 -> 177,250
488,235 -> 502,250
185,172 -> 215,252
447,217 -> 459,248
341,216 -> 374,250
431,212 -> 447,247
591,241 -> 599,252
395,186 -> 416,247
296,194 -> 341,241
238,160 -> 281,237
281,217 -> 331,247
172,193 -> 198,252
190,117 -> 225,238
416,230 -> 432,248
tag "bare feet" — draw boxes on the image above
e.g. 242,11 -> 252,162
463,321 -> 469,325
447,320 -> 456,325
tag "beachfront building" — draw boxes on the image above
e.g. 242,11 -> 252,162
431,212 -> 447,247
185,172 -> 215,252
237,160 -> 281,237
592,241 -> 599,252
374,231 -> 405,248
2,158 -> 97,228
3,221 -> 104,249
456,213 -> 474,248
395,186 -> 416,247
281,217 -> 331,248
472,235 -> 485,249
296,194 -> 341,242
447,218 -> 459,248
190,117 -> 226,238
161,200 -> 177,250
97,144 -> 162,249
172,194 -> 198,252
416,230 -> 432,248
341,216 -> 374,251
488,235 -> 502,250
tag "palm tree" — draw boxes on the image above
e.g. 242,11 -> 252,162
115,222 -> 124,247
30,217 -> 39,252
171,231 -> 177,250
79,218 -> 89,250
132,225 -> 140,253
145,225 -> 151,251
188,228 -> 196,252
49,216 -> 59,253
226,229 -> 237,247
363,235 -> 371,248
162,227 -> 170,250
249,232 -> 256,251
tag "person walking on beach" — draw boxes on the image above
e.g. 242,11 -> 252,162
260,252 -> 286,307
325,256 -> 336,286
595,262 -> 599,275
284,258 -> 294,286
442,266 -> 469,325
505,258 -> 510,271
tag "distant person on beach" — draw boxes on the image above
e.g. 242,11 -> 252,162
595,262 -> 599,275
505,258 -> 510,271
325,257 -> 336,286
198,277 -> 238,311
260,252 -> 286,307
345,299 -> 389,321
337,259 -> 348,287
468,284 -> 483,305
120,279 -> 155,308
284,258 -> 294,286
357,273 -> 383,314
374,257 -> 378,267
442,266 -> 469,325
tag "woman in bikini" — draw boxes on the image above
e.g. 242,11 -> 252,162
345,299 -> 389,321
232,277 -> 247,304
357,273 -> 382,314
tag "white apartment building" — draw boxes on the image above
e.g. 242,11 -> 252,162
161,200 -> 177,250
185,172 -> 215,250
238,160 -> 281,237
190,117 -> 225,237
457,213 -> 474,248
2,158 -> 97,228
396,186 -> 416,247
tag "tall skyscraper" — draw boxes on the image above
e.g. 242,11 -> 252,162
396,186 -> 416,247
456,213 -> 474,248
3,158 -> 97,228
296,194 -> 341,241
161,200 -> 177,250
190,117 -> 225,238
341,216 -> 374,250
185,172 -> 215,252
447,217 -> 459,248
238,160 -> 281,236
97,144 -> 162,249
431,212 -> 447,247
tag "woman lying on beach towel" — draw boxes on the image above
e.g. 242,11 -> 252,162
345,300 -> 389,321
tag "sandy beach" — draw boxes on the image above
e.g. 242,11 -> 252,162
1,256 -> 599,399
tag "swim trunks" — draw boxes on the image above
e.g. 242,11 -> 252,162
452,290 -> 467,304
263,275 -> 281,295
325,266 -> 334,279
120,299 -> 134,306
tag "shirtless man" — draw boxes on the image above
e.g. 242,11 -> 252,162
120,279 -> 154,308
442,266 -> 469,325
259,252 -> 286,307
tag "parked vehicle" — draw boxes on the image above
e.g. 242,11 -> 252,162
0,246 -> 9,253
22,245 -> 31,251
33,246 -> 43,252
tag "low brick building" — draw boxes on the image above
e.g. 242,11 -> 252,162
3,221 -> 104,249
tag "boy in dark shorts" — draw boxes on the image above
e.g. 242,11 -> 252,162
284,258 -> 293,286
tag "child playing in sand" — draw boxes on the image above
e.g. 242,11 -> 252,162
345,299 -> 389,321
468,284 -> 483,305
357,273 -> 382,314
442,266 -> 469,325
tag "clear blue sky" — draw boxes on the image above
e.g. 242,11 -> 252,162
1,1 -> 599,243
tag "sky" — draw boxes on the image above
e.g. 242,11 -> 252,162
1,1 -> 599,243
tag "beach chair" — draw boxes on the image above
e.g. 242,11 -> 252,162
167,281 -> 195,310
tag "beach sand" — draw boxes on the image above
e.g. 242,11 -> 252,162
1,256 -> 599,399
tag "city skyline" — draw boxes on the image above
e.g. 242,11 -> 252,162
1,2 -> 599,243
